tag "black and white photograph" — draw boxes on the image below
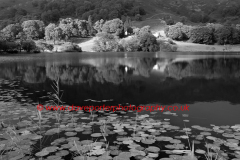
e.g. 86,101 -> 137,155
0,0 -> 240,160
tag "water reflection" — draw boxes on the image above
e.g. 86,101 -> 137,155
1,56 -> 240,106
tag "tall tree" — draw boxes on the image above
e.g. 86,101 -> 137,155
88,15 -> 94,36
21,20 -> 45,39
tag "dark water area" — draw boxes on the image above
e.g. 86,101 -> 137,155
1,52 -> 240,126
0,52 -> 240,160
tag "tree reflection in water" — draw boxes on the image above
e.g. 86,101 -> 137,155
1,57 -> 240,106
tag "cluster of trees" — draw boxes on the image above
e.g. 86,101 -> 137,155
0,20 -> 47,53
45,17 -> 94,43
0,15 -> 100,53
165,22 -> 240,45
0,15 -> 138,53
37,0 -> 146,23
0,0 -> 146,31
92,18 -> 159,52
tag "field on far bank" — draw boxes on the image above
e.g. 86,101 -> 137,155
78,37 -> 96,52
77,28 -> 240,53
132,19 -> 166,33
175,41 -> 240,52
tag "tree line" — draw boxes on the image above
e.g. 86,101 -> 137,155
0,0 -> 146,30
0,15 -> 143,53
165,22 -> 240,45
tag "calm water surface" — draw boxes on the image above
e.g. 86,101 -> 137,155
0,52 -> 239,127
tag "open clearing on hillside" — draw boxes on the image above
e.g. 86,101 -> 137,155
78,29 -> 240,53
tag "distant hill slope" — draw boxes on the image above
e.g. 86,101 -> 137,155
1,0 -> 240,30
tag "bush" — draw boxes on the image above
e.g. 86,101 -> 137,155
214,26 -> 233,45
56,43 -> 82,52
119,37 -> 139,52
159,40 -> 178,52
101,18 -> 124,38
181,25 -> 192,39
92,32 -> 120,52
189,26 -> 214,44
22,40 -> 37,52
231,28 -> 240,44
135,26 -> 151,39
35,41 -> 54,52
165,22 -> 190,40
0,40 -> 19,52
138,32 -> 159,52
210,25 -> 240,45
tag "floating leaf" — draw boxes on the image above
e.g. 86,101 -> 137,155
91,133 -> 102,137
146,146 -> 160,153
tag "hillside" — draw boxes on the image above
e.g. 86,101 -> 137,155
1,0 -> 240,30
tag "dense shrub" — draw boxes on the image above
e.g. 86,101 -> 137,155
213,26 -> 240,44
231,28 -> 240,44
165,23 -> 189,40
22,40 -> 37,52
138,33 -> 159,52
181,25 -> 192,39
0,40 -> 19,52
101,19 -> 124,38
135,26 -> 151,38
92,32 -> 120,52
57,43 -> 82,52
158,39 -> 177,52
1,24 -> 22,41
165,22 -> 240,45
35,41 -> 54,52
119,37 -> 139,52
21,20 -> 45,39
93,25 -> 159,52
189,26 -> 214,44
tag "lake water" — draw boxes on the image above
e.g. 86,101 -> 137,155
0,52 -> 240,160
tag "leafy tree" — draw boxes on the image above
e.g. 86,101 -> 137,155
16,32 -> 28,53
102,18 -> 124,38
131,6 -> 146,16
41,9 -> 60,23
214,26 -> 233,44
119,37 -> 139,52
109,10 -> 119,19
189,26 -> 214,44
165,22 -> 190,40
124,16 -> 132,34
94,19 -> 105,33
92,32 -> 120,52
53,27 -> 63,42
120,26 -> 159,52
1,23 -> 22,41
75,19 -> 89,37
138,32 -> 159,52
59,18 -> 75,40
87,15 -> 94,35
45,23 -> 56,41
45,23 -> 63,43
21,20 -> 45,39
